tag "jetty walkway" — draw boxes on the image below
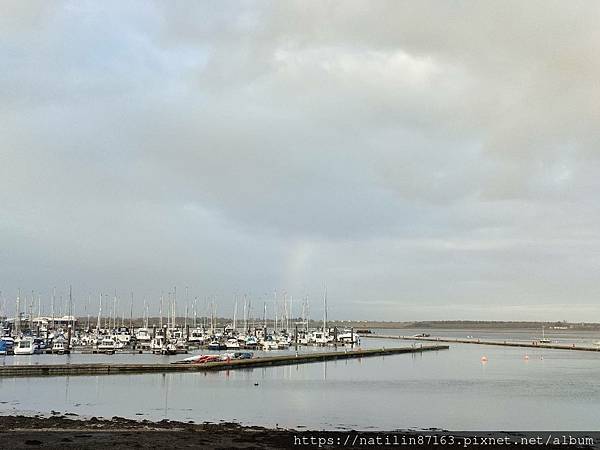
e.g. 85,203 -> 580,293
365,335 -> 600,352
0,345 -> 448,378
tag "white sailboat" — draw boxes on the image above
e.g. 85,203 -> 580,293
539,325 -> 551,344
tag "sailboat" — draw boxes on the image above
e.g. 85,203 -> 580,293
539,325 -> 551,344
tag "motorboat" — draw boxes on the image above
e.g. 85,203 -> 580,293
261,336 -> 279,350
97,337 -> 117,354
277,336 -> 291,349
51,338 -> 69,354
0,337 -> 14,355
208,340 -> 225,351
135,328 -> 152,349
115,330 -> 132,346
14,337 -> 39,355
150,336 -> 166,354
312,331 -> 329,346
188,328 -> 208,345
245,336 -> 258,348
338,330 -> 360,345
168,329 -> 183,341
34,337 -> 48,353
225,338 -> 240,349
161,341 -> 178,355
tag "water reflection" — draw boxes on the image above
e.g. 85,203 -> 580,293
2,338 -> 600,430
162,373 -> 168,418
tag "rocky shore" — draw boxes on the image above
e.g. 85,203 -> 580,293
1,415 -> 596,449
0,414 -> 291,449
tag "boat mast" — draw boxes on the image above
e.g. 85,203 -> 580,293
142,297 -> 147,329
167,291 -> 171,331
15,288 -> 21,336
129,291 -> 133,330
184,286 -> 189,331
193,296 -> 198,328
289,295 -> 292,332
69,285 -> 73,330
86,294 -> 91,331
96,293 -> 102,334
274,289 -> 277,334
323,285 -> 327,332
233,296 -> 237,332
210,298 -> 214,334
159,292 -> 164,330
173,286 -> 177,330
51,287 -> 56,330
112,290 -> 117,331
243,295 -> 247,333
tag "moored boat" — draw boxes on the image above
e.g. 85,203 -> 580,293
14,337 -> 39,355
225,338 -> 240,349
97,337 -> 117,354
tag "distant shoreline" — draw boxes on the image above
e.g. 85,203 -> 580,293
326,321 -> 596,330
60,318 -> 598,331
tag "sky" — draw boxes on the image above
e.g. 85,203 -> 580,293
1,1 -> 600,321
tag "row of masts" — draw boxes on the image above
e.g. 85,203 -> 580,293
1,286 -> 76,335
1,286 -> 327,333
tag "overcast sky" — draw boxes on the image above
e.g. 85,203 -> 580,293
2,1 -> 600,321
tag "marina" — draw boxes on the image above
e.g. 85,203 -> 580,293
3,0 -> 600,445
2,334 -> 600,430
0,345 -> 448,377
0,288 -> 364,358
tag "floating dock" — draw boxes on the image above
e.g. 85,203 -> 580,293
0,345 -> 448,378
365,335 -> 600,352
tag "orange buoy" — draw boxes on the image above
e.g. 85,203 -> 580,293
480,356 -> 488,362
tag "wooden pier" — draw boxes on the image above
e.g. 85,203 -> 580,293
0,345 -> 448,378
365,335 -> 600,352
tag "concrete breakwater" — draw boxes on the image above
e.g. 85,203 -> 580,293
0,345 -> 448,378
365,335 -> 600,352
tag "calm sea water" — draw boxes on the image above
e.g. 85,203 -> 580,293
1,328 -> 600,430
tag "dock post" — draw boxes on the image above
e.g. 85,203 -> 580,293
67,325 -> 72,350
351,327 -> 354,348
333,326 -> 338,347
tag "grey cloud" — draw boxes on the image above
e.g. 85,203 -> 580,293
1,1 -> 599,320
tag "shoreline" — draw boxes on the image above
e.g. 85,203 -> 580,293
0,414 -> 293,449
1,415 -> 596,449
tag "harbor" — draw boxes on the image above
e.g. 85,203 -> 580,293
0,345 -> 448,377
0,288 -> 367,357
3,333 -> 600,431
